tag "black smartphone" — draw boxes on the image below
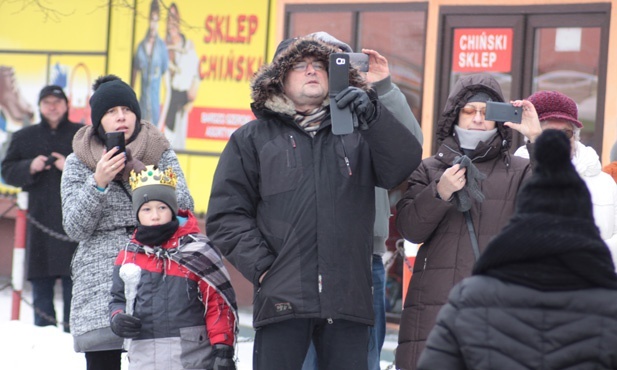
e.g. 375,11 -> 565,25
329,53 -> 354,135
105,131 -> 126,157
44,155 -> 58,167
348,52 -> 369,72
485,101 -> 523,123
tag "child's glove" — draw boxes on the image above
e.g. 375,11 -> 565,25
212,344 -> 236,370
110,311 -> 142,338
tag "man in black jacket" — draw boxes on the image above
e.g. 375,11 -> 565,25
1,85 -> 82,332
206,36 -> 422,370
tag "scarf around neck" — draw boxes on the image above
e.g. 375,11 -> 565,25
454,125 -> 497,150
473,213 -> 617,291
294,106 -> 329,136
134,219 -> 180,246
72,121 -> 170,173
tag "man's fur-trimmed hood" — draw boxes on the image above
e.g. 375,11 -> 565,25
250,37 -> 368,116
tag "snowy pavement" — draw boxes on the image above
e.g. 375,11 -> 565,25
0,278 -> 399,369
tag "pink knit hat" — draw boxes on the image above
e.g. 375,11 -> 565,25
528,90 -> 583,128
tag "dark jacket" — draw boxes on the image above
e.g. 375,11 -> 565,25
1,115 -> 82,279
395,74 -> 532,369
417,275 -> 617,370
206,38 -> 422,328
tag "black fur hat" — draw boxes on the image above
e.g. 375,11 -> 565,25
515,129 -> 593,220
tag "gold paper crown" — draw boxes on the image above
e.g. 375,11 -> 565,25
129,165 -> 177,191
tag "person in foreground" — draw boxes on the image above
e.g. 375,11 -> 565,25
394,73 -> 539,370
109,165 -> 237,370
417,129 -> 617,370
61,74 -> 193,369
206,36 -> 422,370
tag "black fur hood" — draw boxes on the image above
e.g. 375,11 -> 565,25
250,37 -> 368,116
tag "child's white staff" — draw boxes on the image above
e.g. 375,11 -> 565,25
119,263 -> 141,351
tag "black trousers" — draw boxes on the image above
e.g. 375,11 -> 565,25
85,350 -> 122,370
253,318 -> 369,370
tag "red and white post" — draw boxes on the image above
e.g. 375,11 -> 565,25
11,192 -> 28,320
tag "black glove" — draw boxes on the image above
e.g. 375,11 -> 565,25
212,344 -> 236,370
110,311 -> 142,338
334,86 -> 376,130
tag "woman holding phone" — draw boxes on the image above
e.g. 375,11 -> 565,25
60,74 -> 193,370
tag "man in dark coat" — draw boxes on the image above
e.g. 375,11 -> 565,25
1,85 -> 83,332
206,37 -> 422,370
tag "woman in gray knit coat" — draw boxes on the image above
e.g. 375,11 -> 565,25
60,75 -> 194,370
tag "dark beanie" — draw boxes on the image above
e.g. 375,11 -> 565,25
90,76 -> 141,135
129,165 -> 179,219
516,129 -> 593,220
273,37 -> 298,62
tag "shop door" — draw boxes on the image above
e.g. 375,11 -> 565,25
436,4 -> 609,153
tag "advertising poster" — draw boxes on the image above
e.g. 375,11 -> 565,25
131,0 -> 269,153
0,2 -> 109,193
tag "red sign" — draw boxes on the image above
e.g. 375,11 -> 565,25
452,28 -> 513,73
188,107 -> 255,141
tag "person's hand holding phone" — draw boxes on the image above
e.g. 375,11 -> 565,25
361,48 -> 388,84
29,155 -> 49,174
508,100 -> 543,143
47,152 -> 67,171
94,132 -> 127,189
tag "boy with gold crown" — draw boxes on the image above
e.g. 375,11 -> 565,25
109,165 -> 238,370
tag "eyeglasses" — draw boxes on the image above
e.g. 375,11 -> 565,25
460,105 -> 486,117
291,61 -> 326,72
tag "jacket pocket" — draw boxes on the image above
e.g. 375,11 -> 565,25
260,133 -> 303,197
179,325 -> 211,369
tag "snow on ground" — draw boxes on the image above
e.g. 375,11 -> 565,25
0,278 -> 398,369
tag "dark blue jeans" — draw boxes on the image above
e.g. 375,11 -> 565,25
302,255 -> 385,370
31,276 -> 72,332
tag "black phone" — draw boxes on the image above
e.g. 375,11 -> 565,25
44,155 -> 58,167
105,131 -> 126,157
329,53 -> 354,135
485,101 -> 523,123
348,52 -> 369,72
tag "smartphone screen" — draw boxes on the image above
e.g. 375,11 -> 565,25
105,132 -> 126,157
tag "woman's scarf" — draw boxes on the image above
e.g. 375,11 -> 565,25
72,121 -> 170,175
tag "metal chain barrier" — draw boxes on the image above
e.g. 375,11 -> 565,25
25,213 -> 77,242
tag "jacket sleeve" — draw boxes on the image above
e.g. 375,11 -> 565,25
417,302 -> 466,370
396,161 -> 455,243
200,281 -> 236,346
0,130 -> 39,188
373,76 -> 423,145
159,149 -> 194,211
360,100 -> 423,190
61,154 -> 109,241
206,132 -> 276,286
604,182 -> 617,269
109,253 -> 127,316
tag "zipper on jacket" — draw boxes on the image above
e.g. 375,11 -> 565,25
423,257 -> 427,270
318,274 -> 323,293
289,134 -> 297,148
340,138 -> 352,176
